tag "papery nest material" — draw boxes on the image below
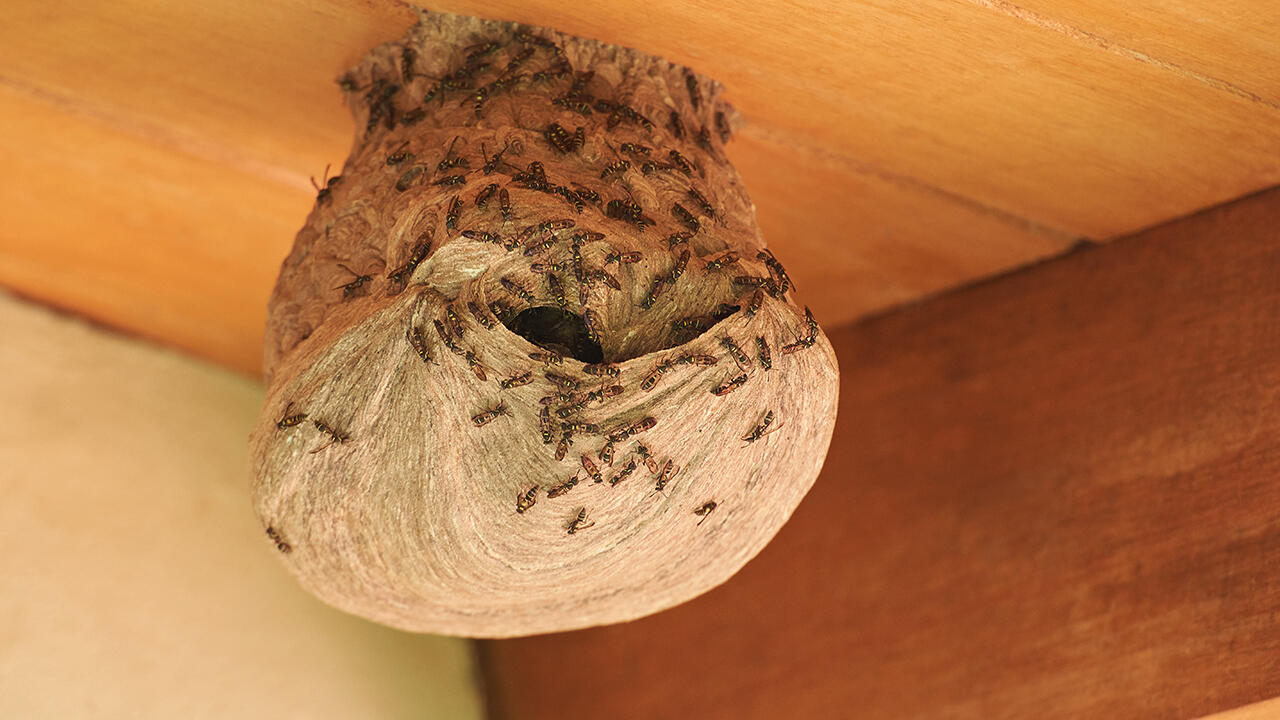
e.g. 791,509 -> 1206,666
249,9 -> 839,638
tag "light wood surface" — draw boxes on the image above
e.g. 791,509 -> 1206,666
1,1 -> 1276,374
0,291 -> 483,719
481,187 -> 1280,718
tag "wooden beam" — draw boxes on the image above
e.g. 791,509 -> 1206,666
480,186 -> 1280,719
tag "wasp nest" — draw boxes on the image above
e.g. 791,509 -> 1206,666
249,9 -> 838,637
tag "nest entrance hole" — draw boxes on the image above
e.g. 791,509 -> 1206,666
505,307 -> 603,363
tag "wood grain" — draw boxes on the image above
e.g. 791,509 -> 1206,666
429,0 -> 1280,237
480,187 -> 1280,719
1,1 -> 1274,376
986,0 -> 1280,105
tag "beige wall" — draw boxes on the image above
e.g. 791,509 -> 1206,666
0,293 -> 482,719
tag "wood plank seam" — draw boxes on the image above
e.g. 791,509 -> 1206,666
739,122 -> 1085,245
957,0 -> 1280,111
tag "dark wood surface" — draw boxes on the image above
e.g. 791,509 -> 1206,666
479,186 -> 1280,719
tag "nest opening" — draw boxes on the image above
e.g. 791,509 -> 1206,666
504,306 -> 604,363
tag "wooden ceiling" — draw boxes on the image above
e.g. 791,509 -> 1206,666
1,0 -> 1276,375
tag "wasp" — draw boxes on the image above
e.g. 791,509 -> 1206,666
756,336 -> 772,371
544,273 -> 567,310
475,183 -> 499,209
693,500 -> 718,526
500,277 -> 535,302
529,350 -> 564,366
592,268 -> 621,291
685,71 -> 701,109
461,229 -> 503,247
667,150 -> 694,176
733,275 -> 773,290
530,261 -> 567,274
446,196 -> 462,230
566,507 -> 594,534
520,218 -> 575,242
742,410 -> 780,445
388,237 -> 432,287
654,459 -> 677,493
499,188 -> 512,220
310,419 -> 350,453
620,142 -> 650,157
406,326 -> 432,363
464,350 -> 488,381
668,109 -> 684,139
705,252 -> 738,271
696,126 -> 714,153
516,486 -> 539,514
553,185 -> 584,213
499,371 -> 533,389
715,110 -> 732,143
672,203 -> 700,232
758,249 -> 795,292
583,363 -> 620,377
581,454 -> 604,483
434,174 -> 468,187
599,441 -> 615,466
312,164 -> 342,204
583,308 -> 602,344
605,250 -> 642,265
743,290 -> 764,318
665,231 -> 693,249
671,316 -> 708,336
572,185 -> 601,206
471,401 -> 509,426
539,406 -> 554,444
668,249 -> 690,283
544,122 -> 578,153
678,354 -> 718,366
515,160 -> 548,187
480,141 -> 511,176
386,141 -> 413,166
720,336 -> 752,370
265,526 -> 292,554
640,361 -> 673,392
504,46 -> 535,74
605,199 -> 651,230
553,95 -> 594,115
600,160 -> 630,180
443,303 -> 465,338
523,236 -> 557,257
687,188 -> 715,218
547,474 -> 579,498
543,371 -> 579,390
639,277 -> 667,310
433,319 -> 463,354
276,403 -> 307,429
635,443 -> 659,474
712,303 -> 740,320
489,300 -> 512,323
783,306 -> 819,354
466,301 -> 494,330
640,161 -> 672,175
711,373 -> 748,396
540,390 -> 575,407
609,458 -> 637,486
437,140 -> 469,172
561,420 -> 599,434
336,263 -> 372,300
395,164 -> 426,192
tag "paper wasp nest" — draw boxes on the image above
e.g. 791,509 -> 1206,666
249,9 -> 838,637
